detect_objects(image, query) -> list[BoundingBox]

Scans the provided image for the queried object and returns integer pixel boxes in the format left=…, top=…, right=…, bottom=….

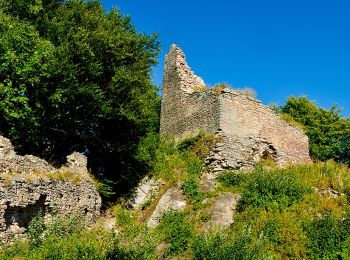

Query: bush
left=182, top=176, right=204, bottom=202
left=27, top=214, right=46, bottom=246
left=192, top=228, right=266, bottom=259
left=0, top=215, right=114, bottom=260
left=304, top=211, right=350, bottom=259
left=238, top=167, right=310, bottom=211
left=177, top=132, right=206, bottom=152
left=238, top=87, right=257, bottom=98
left=217, top=171, right=246, bottom=187
left=158, top=211, right=194, bottom=256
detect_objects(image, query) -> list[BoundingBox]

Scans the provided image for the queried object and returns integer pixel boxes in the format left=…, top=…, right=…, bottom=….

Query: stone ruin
left=126, top=45, right=312, bottom=231
left=160, top=44, right=311, bottom=172
left=0, top=136, right=101, bottom=242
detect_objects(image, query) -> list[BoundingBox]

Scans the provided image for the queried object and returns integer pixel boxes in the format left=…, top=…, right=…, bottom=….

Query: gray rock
left=0, top=136, right=16, bottom=160
left=202, top=192, right=241, bottom=232
left=126, top=176, right=162, bottom=209
left=147, top=187, right=186, bottom=228
left=315, top=187, right=344, bottom=199
left=61, top=152, right=88, bottom=174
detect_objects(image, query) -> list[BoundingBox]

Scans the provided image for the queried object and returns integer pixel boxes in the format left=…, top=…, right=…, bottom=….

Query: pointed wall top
left=162, top=44, right=205, bottom=96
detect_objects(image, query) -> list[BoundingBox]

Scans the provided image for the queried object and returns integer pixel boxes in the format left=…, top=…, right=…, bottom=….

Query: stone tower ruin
left=160, top=44, right=311, bottom=171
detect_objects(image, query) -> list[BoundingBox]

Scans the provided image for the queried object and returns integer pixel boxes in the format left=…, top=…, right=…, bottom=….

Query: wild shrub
left=27, top=213, right=46, bottom=246
left=192, top=228, right=266, bottom=259
left=158, top=211, right=194, bottom=256
left=238, top=167, right=310, bottom=211
left=212, top=83, right=230, bottom=93
left=304, top=211, right=350, bottom=259
left=152, top=133, right=214, bottom=183
left=0, top=215, right=114, bottom=260
left=182, top=176, right=204, bottom=202
left=115, top=207, right=132, bottom=227
left=280, top=113, right=305, bottom=130
left=177, top=132, right=206, bottom=152
left=217, top=171, right=247, bottom=187
left=238, top=87, right=257, bottom=98
left=192, top=85, right=208, bottom=92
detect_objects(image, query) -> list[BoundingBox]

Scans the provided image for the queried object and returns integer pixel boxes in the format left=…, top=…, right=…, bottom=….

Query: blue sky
left=101, top=0, right=350, bottom=116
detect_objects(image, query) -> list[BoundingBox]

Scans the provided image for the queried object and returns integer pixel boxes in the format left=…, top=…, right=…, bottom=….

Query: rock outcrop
left=147, top=187, right=186, bottom=228
left=202, top=192, right=241, bottom=232
left=0, top=136, right=101, bottom=242
left=126, top=176, right=162, bottom=209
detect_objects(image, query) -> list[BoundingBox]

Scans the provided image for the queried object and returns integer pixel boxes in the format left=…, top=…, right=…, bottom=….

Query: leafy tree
left=279, top=96, right=350, bottom=166
left=0, top=0, right=160, bottom=197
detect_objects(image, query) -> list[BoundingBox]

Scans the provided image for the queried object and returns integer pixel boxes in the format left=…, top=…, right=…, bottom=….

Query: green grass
left=2, top=134, right=350, bottom=259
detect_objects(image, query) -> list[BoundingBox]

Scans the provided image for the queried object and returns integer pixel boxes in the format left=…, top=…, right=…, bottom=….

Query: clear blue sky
left=101, top=0, right=350, bottom=116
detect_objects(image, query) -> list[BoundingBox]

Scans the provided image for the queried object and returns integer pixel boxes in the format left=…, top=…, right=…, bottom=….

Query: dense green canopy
left=279, top=96, right=350, bottom=166
left=0, top=0, right=160, bottom=197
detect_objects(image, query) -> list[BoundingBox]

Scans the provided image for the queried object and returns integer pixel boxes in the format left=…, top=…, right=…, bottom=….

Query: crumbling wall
left=206, top=88, right=311, bottom=171
left=160, top=44, right=311, bottom=170
left=0, top=136, right=101, bottom=242
left=160, top=45, right=220, bottom=140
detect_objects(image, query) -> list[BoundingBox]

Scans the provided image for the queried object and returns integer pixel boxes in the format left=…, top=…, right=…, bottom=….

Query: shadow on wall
left=4, top=194, right=48, bottom=229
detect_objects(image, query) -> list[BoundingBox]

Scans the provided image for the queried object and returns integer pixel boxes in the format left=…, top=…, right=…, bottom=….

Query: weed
left=238, top=87, right=257, bottom=98
left=217, top=171, right=246, bottom=187
left=158, top=211, right=194, bottom=256
left=192, top=85, right=208, bottom=92
left=212, top=83, right=230, bottom=93
left=115, top=207, right=132, bottom=227
left=182, top=176, right=204, bottom=202
left=238, top=167, right=310, bottom=211
left=304, top=211, right=350, bottom=259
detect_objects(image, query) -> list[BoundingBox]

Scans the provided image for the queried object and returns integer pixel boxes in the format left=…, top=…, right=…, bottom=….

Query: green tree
left=279, top=96, right=350, bottom=165
left=0, top=0, right=160, bottom=197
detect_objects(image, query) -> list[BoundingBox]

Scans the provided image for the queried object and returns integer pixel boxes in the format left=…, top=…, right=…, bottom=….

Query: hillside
left=1, top=1, right=350, bottom=259
left=1, top=134, right=350, bottom=259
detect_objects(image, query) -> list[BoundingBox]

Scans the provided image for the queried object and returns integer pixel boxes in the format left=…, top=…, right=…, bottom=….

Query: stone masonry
left=0, top=136, right=101, bottom=242
left=160, top=44, right=311, bottom=171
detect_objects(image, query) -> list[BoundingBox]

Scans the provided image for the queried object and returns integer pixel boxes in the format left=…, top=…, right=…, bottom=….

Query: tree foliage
left=0, top=0, right=160, bottom=197
left=279, top=96, right=350, bottom=166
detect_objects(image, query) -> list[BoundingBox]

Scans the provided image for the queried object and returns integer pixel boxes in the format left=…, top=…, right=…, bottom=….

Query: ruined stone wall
left=0, top=178, right=100, bottom=242
left=160, top=45, right=220, bottom=140
left=206, top=88, right=311, bottom=171
left=160, top=44, right=311, bottom=171
left=0, top=136, right=101, bottom=242
left=161, top=91, right=220, bottom=141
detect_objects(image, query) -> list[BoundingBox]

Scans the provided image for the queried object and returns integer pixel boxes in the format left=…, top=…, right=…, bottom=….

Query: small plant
left=177, top=132, right=206, bottom=151
left=28, top=214, right=46, bottom=246
left=192, top=227, right=265, bottom=259
left=158, top=211, right=194, bottom=256
left=217, top=171, right=246, bottom=187
left=115, top=207, right=132, bottom=227
left=192, top=85, right=208, bottom=92
left=238, top=87, right=257, bottom=98
left=141, top=199, right=152, bottom=210
left=200, top=212, right=211, bottom=222
left=304, top=211, right=350, bottom=259
left=238, top=166, right=310, bottom=211
left=182, top=176, right=204, bottom=202
left=97, top=179, right=117, bottom=199
left=212, top=83, right=231, bottom=93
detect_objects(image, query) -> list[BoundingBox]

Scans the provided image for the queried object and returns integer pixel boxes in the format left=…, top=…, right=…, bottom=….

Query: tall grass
left=2, top=134, right=350, bottom=259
